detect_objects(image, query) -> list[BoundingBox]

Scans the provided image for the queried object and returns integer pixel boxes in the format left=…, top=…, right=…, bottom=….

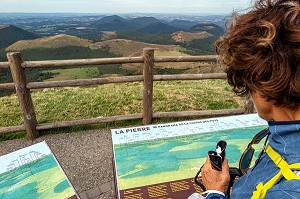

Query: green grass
left=40, top=64, right=140, bottom=82
left=0, top=80, right=243, bottom=140
left=43, top=67, right=99, bottom=81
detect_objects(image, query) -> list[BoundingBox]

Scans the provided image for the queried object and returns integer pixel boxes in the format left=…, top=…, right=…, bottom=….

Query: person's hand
left=201, top=157, right=230, bottom=194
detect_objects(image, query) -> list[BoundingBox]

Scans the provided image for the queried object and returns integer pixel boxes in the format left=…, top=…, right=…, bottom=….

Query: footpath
left=0, top=129, right=115, bottom=199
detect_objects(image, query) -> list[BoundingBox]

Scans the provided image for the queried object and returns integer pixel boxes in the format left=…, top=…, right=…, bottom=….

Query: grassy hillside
left=91, top=39, right=214, bottom=73
left=18, top=46, right=115, bottom=61
left=1, top=37, right=220, bottom=90
left=116, top=30, right=175, bottom=45
left=6, top=34, right=92, bottom=51
left=115, top=29, right=219, bottom=55
left=172, top=31, right=213, bottom=42
left=140, top=22, right=180, bottom=34
left=190, top=23, right=225, bottom=37
left=91, top=39, right=178, bottom=57
left=0, top=79, right=243, bottom=139
left=1, top=46, right=120, bottom=88
left=180, top=36, right=219, bottom=55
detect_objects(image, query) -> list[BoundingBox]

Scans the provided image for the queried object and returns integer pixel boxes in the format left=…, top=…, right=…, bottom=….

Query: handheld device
left=209, top=141, right=243, bottom=195
left=208, top=140, right=227, bottom=171
left=195, top=140, right=243, bottom=195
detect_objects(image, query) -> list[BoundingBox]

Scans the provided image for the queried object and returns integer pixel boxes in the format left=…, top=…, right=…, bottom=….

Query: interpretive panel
left=0, top=141, right=79, bottom=199
left=111, top=114, right=268, bottom=199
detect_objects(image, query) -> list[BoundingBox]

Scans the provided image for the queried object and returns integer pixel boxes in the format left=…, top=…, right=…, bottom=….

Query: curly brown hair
left=216, top=0, right=300, bottom=110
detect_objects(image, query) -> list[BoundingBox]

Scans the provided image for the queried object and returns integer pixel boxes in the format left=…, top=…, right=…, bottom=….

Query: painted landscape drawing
left=0, top=141, right=79, bottom=199
left=111, top=114, right=268, bottom=193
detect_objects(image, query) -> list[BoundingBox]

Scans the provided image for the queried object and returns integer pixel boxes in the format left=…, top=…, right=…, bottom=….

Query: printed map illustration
left=0, top=141, right=79, bottom=199
left=111, top=114, right=268, bottom=194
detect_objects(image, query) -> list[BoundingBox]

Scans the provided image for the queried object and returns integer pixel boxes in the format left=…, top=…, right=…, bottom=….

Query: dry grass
left=0, top=80, right=243, bottom=129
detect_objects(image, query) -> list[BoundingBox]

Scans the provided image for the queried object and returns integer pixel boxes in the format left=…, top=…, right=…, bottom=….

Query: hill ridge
left=6, top=34, right=92, bottom=51
left=0, top=25, right=40, bottom=49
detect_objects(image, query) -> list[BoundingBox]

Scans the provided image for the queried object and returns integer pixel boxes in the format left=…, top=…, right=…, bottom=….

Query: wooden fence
left=0, top=48, right=255, bottom=140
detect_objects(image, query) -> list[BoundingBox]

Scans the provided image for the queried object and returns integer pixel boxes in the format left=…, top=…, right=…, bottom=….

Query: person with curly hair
left=196, top=0, right=300, bottom=198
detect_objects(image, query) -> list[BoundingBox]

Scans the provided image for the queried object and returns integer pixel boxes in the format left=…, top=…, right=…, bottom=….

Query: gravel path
left=0, top=129, right=116, bottom=199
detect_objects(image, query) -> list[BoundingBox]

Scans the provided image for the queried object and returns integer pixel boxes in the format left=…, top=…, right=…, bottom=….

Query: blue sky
left=0, top=0, right=252, bottom=14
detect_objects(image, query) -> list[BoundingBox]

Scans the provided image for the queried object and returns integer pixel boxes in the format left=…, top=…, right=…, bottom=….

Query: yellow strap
left=251, top=145, right=300, bottom=199
left=251, top=172, right=282, bottom=199
left=251, top=182, right=264, bottom=199
left=265, top=145, right=300, bottom=180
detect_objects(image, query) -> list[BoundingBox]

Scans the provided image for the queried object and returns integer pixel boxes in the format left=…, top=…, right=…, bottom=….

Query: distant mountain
left=92, top=15, right=131, bottom=31
left=129, top=17, right=160, bottom=29
left=0, top=25, right=40, bottom=49
left=90, top=15, right=225, bottom=36
left=167, top=20, right=198, bottom=30
left=96, top=15, right=127, bottom=23
left=92, top=15, right=181, bottom=33
left=141, top=22, right=179, bottom=34
left=92, top=15, right=163, bottom=31
left=189, top=23, right=224, bottom=36
left=6, top=34, right=92, bottom=51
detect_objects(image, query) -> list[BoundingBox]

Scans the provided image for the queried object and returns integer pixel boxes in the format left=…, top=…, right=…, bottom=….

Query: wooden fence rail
left=0, top=48, right=254, bottom=140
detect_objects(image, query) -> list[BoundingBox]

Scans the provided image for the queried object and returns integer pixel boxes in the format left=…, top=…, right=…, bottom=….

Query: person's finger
left=222, top=158, right=229, bottom=172
left=222, top=158, right=228, bottom=165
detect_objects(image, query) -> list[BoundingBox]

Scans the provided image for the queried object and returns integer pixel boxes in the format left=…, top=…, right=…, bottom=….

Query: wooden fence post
left=244, top=92, right=256, bottom=114
left=142, top=48, right=154, bottom=125
left=7, top=52, right=39, bottom=140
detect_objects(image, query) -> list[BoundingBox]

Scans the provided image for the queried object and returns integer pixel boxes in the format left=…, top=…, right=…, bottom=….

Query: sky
left=0, top=0, right=253, bottom=14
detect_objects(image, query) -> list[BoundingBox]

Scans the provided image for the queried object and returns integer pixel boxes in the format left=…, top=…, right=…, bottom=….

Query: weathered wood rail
left=0, top=48, right=254, bottom=140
